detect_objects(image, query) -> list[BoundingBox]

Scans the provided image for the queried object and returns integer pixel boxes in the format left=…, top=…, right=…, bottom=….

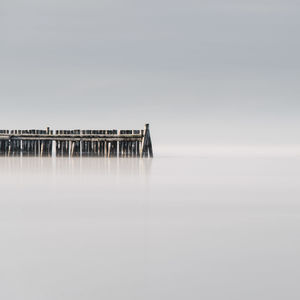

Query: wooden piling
left=0, top=124, right=153, bottom=158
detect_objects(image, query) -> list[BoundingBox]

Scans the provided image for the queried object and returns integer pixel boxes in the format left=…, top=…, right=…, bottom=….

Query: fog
left=1, top=0, right=300, bottom=298
left=1, top=0, right=300, bottom=145
left=0, top=154, right=300, bottom=299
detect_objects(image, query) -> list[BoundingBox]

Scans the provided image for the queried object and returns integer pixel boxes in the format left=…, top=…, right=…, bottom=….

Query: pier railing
left=0, top=124, right=153, bottom=158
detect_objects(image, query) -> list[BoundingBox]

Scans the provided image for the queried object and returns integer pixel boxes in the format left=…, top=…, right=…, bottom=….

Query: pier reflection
left=0, top=157, right=152, bottom=185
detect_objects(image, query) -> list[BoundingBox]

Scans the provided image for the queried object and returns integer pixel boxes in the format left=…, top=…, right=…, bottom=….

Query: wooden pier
left=0, top=124, right=153, bottom=158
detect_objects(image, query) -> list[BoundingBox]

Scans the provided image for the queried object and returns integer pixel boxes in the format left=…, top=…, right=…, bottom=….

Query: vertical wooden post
left=41, top=141, right=44, bottom=156
left=104, top=141, right=107, bottom=157
left=119, top=141, right=122, bottom=157
left=141, top=123, right=153, bottom=158
left=108, top=142, right=111, bottom=157
left=53, top=140, right=56, bottom=157
left=80, top=140, right=82, bottom=157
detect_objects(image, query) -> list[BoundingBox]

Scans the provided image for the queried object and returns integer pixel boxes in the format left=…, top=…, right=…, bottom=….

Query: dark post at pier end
left=0, top=124, right=153, bottom=158
left=141, top=123, right=153, bottom=158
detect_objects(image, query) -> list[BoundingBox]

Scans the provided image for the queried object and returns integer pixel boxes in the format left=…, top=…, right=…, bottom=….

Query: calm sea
left=0, top=154, right=300, bottom=299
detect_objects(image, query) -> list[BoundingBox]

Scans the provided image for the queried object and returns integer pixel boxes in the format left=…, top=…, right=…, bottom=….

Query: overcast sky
left=1, top=0, right=299, bottom=146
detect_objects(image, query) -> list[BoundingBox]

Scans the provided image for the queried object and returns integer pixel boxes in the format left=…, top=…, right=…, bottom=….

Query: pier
left=0, top=124, right=153, bottom=158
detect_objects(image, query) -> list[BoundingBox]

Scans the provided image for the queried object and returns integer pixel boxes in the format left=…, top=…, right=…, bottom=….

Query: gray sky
left=1, top=0, right=299, bottom=146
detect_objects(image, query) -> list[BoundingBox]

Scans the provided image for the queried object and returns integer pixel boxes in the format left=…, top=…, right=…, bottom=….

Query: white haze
left=1, top=0, right=300, bottom=299
left=0, top=155, right=300, bottom=299
left=1, top=0, right=300, bottom=145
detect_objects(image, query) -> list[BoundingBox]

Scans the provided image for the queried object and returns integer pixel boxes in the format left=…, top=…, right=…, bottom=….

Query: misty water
left=1, top=154, right=300, bottom=299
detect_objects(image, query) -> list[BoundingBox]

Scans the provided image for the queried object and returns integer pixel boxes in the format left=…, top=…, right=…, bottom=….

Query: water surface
left=0, top=155, right=300, bottom=300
